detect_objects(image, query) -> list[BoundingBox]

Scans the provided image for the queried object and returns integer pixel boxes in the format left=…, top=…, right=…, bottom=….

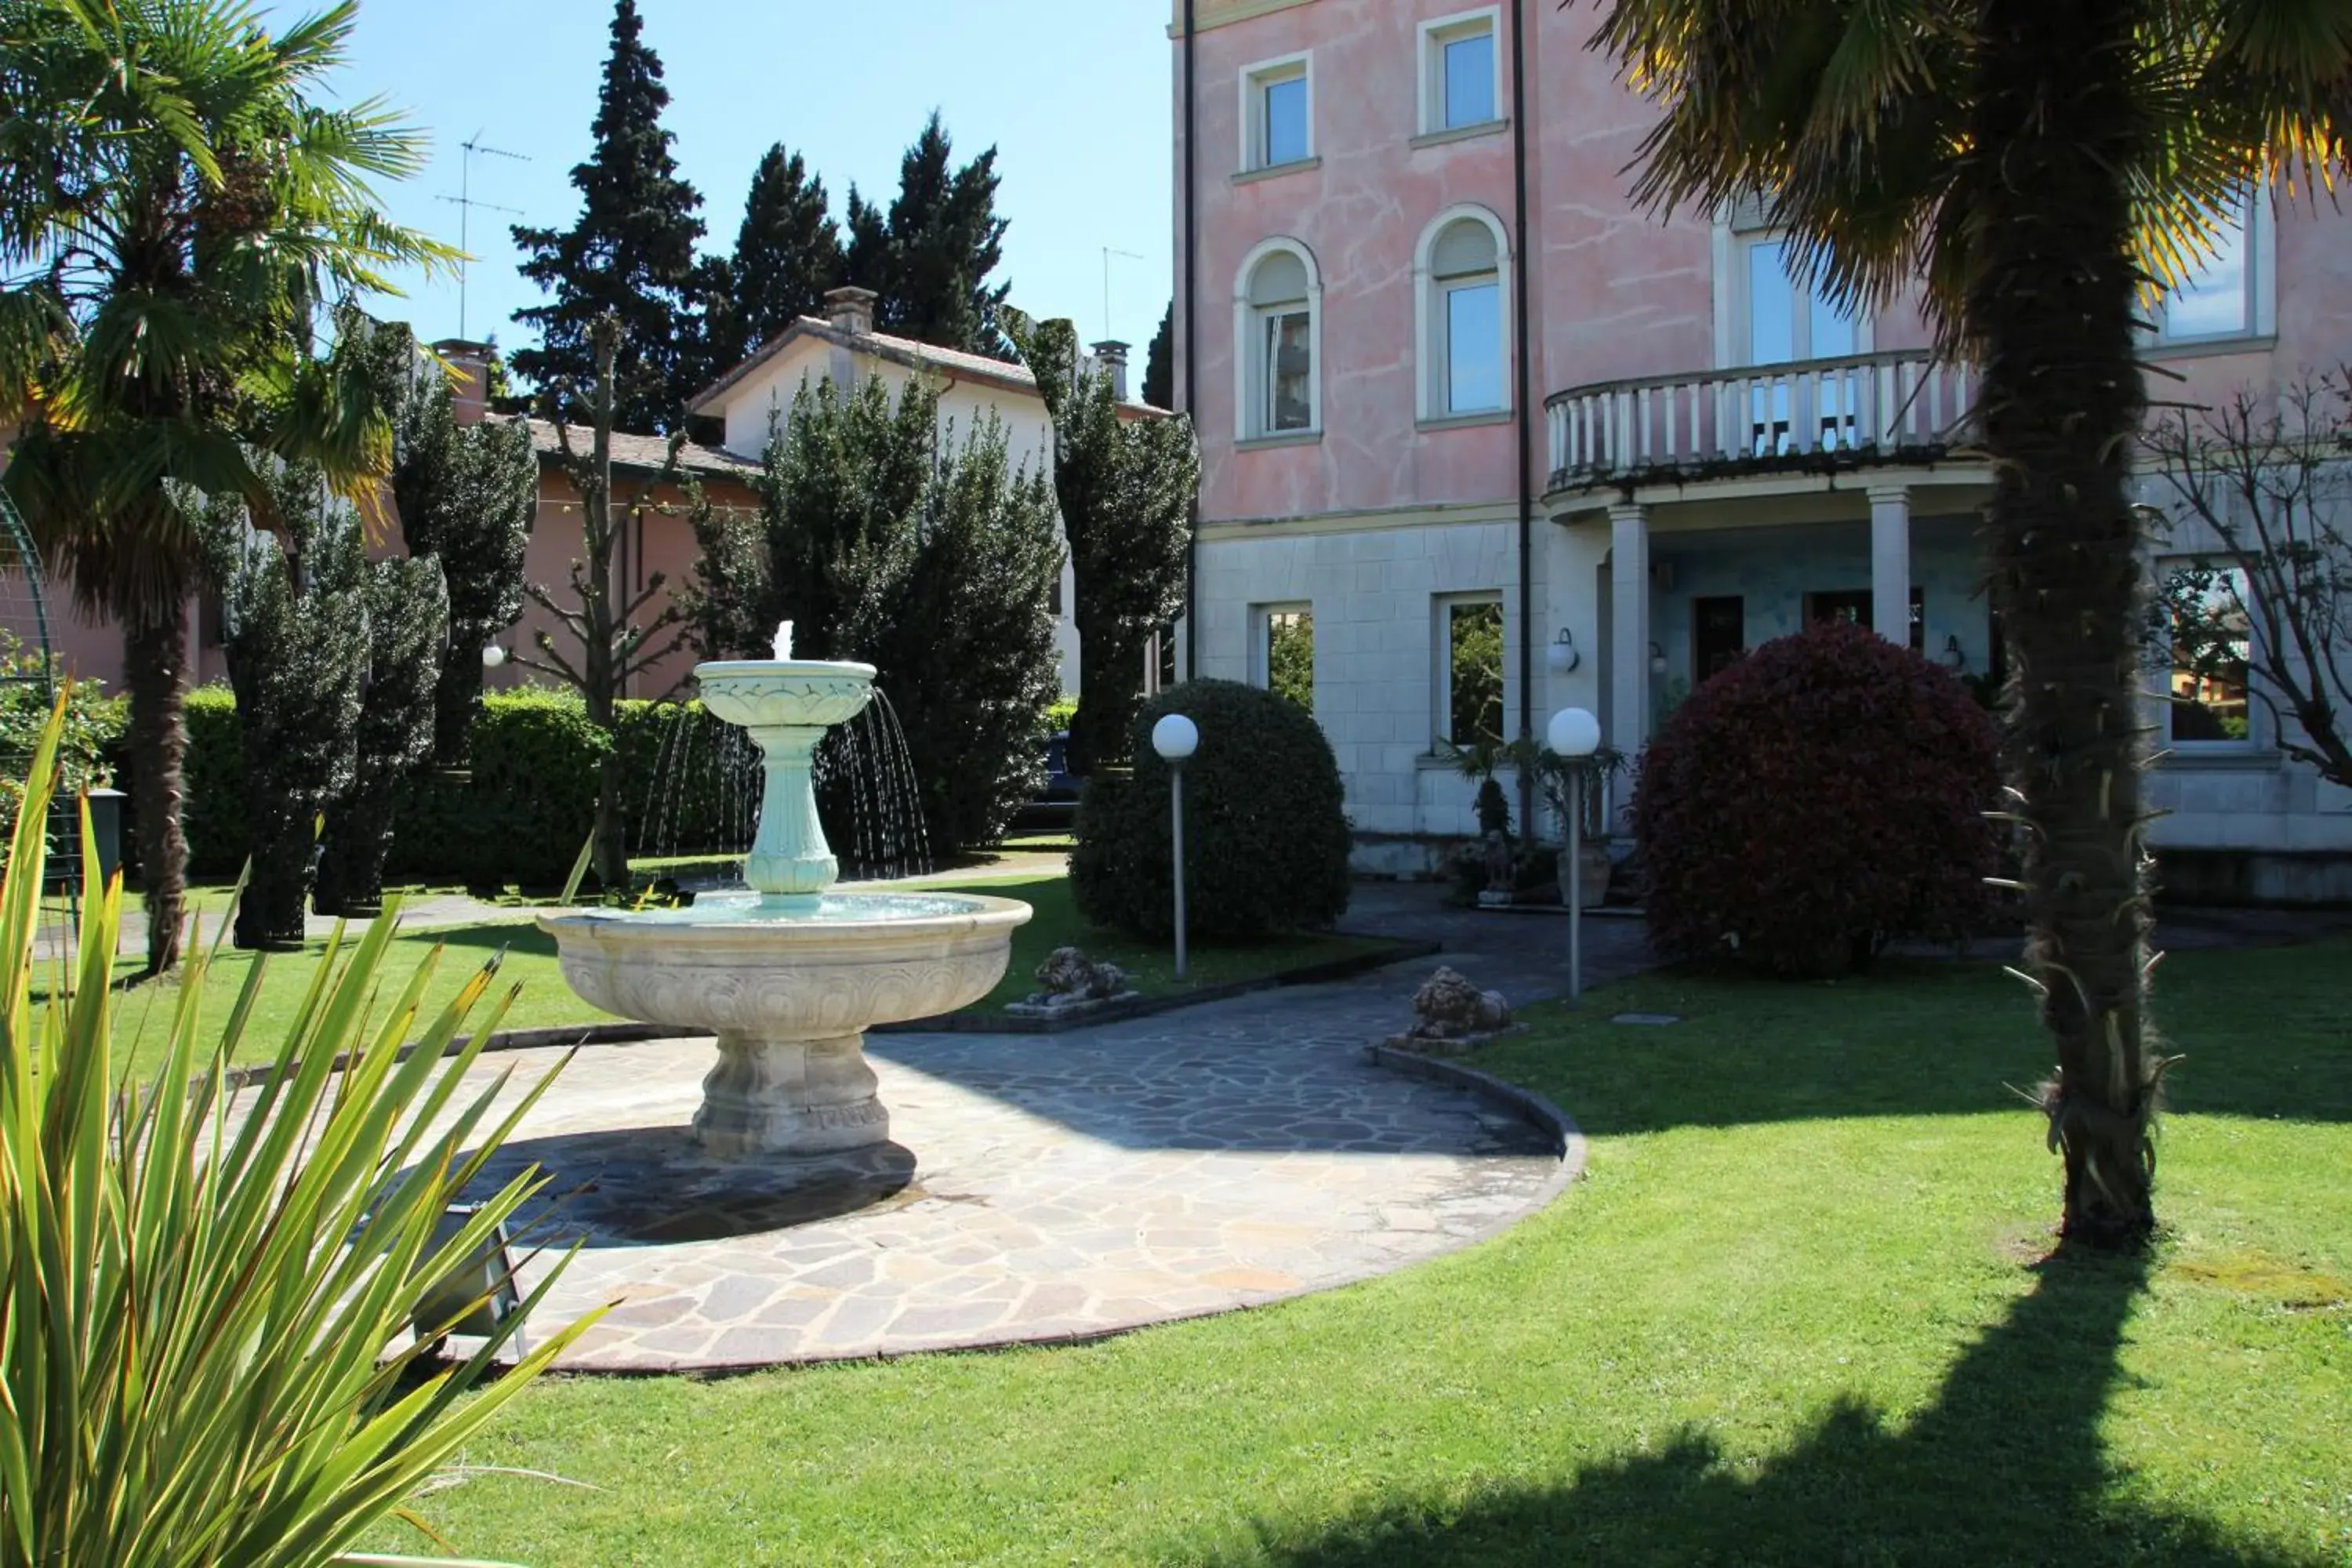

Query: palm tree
left=0, top=0, right=452, bottom=972
left=1592, top=0, right=2349, bottom=1245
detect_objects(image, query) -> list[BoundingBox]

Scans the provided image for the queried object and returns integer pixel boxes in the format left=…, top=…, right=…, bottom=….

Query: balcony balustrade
left=1544, top=349, right=1978, bottom=492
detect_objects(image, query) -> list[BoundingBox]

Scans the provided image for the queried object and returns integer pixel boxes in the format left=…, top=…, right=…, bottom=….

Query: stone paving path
left=435, top=886, right=1657, bottom=1372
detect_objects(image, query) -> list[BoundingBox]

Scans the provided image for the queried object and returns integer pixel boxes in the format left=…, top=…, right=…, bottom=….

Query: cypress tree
left=1142, top=301, right=1174, bottom=410
left=510, top=0, right=706, bottom=433
left=194, top=463, right=370, bottom=950
left=357, top=318, right=534, bottom=766
left=1009, top=312, right=1199, bottom=778
left=840, top=113, right=1013, bottom=358
left=724, top=144, right=843, bottom=362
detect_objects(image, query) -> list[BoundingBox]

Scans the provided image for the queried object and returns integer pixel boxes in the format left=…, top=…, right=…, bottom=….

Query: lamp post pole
left=1569, top=766, right=1583, bottom=1004
left=1152, top=713, right=1201, bottom=982
left=1171, top=764, right=1188, bottom=979
left=1548, top=706, right=1602, bottom=1006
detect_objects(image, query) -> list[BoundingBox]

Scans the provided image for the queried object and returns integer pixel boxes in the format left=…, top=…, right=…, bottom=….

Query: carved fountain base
left=694, top=1031, right=889, bottom=1158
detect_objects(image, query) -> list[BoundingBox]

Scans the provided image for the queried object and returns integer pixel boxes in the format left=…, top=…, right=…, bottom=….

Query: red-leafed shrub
left=1633, top=618, right=2004, bottom=977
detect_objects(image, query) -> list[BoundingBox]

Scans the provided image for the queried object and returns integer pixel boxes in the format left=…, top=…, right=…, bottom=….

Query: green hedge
left=162, top=688, right=753, bottom=887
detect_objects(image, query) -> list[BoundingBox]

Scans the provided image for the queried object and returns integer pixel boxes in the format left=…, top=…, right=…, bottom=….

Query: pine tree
left=510, top=0, right=706, bottom=434
left=840, top=114, right=1014, bottom=358
left=1142, top=301, right=1174, bottom=410
left=723, top=144, right=843, bottom=363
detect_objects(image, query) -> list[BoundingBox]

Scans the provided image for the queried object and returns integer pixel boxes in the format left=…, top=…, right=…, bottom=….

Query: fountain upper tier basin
left=538, top=891, right=1033, bottom=1043
left=695, top=659, right=878, bottom=731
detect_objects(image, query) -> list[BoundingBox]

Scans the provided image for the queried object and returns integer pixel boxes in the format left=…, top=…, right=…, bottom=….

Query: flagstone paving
left=439, top=889, right=1656, bottom=1372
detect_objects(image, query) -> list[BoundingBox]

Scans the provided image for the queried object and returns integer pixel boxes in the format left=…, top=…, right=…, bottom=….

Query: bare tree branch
left=2144, top=368, right=2352, bottom=789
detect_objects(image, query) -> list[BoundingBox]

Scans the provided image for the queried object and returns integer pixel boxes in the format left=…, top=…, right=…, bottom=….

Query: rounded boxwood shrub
left=1071, top=679, right=1351, bottom=942
left=1633, top=617, right=2002, bottom=977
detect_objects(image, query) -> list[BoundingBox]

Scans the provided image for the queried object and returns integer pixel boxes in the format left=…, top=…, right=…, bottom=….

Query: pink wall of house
left=1177, top=0, right=2352, bottom=525
left=1183, top=1, right=1523, bottom=524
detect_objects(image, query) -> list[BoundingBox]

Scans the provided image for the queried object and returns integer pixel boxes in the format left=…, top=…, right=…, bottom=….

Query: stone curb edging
left=528, top=1041, right=1590, bottom=1381
left=1362, top=1045, right=1588, bottom=1257
left=871, top=936, right=1444, bottom=1035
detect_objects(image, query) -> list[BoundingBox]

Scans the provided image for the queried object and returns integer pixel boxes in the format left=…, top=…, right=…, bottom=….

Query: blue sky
left=311, top=0, right=1174, bottom=360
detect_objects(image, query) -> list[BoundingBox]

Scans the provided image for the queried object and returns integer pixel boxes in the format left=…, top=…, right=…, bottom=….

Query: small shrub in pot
left=1633, top=618, right=2003, bottom=977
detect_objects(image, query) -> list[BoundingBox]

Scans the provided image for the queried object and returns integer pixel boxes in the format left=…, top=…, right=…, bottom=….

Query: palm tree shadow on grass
left=1218, top=1250, right=2314, bottom=1567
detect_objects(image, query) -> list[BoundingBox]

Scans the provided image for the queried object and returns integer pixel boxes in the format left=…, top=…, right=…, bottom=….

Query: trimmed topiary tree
left=1071, top=679, right=1350, bottom=942
left=1634, top=617, right=2003, bottom=978
left=315, top=556, right=448, bottom=916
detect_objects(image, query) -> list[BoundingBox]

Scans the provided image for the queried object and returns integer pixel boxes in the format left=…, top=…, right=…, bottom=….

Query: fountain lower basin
left=539, top=891, right=1032, bottom=1158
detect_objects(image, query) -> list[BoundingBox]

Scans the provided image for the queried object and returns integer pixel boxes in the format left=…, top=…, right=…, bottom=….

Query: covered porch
left=1538, top=468, right=1998, bottom=779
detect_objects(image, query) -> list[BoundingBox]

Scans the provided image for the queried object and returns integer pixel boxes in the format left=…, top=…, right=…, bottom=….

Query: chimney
left=430, top=338, right=494, bottom=426
left=1091, top=339, right=1131, bottom=402
left=824, top=286, right=878, bottom=337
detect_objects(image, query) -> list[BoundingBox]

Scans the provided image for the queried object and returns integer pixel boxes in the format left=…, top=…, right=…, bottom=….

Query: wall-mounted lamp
left=1649, top=641, right=1668, bottom=677
left=481, top=642, right=509, bottom=670
left=1942, top=634, right=1967, bottom=672
left=1546, top=628, right=1581, bottom=674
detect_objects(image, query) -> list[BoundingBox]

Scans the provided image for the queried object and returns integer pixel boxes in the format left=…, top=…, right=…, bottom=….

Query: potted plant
left=1505, top=737, right=1625, bottom=907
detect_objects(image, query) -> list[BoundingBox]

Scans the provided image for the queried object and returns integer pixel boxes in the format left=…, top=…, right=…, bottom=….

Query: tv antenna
left=437, top=130, right=529, bottom=339
left=1102, top=246, right=1145, bottom=343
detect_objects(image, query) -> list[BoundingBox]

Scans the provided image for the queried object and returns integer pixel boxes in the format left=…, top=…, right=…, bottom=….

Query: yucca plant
left=0, top=697, right=603, bottom=1566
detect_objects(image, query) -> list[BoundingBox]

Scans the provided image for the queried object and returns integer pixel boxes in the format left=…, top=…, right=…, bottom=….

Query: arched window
left=1234, top=239, right=1321, bottom=441
left=1415, top=209, right=1509, bottom=421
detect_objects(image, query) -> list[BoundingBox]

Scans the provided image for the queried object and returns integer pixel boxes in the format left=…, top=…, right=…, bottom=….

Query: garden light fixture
left=1152, top=713, right=1200, bottom=980
left=1548, top=706, right=1602, bottom=1005
left=1546, top=627, right=1580, bottom=673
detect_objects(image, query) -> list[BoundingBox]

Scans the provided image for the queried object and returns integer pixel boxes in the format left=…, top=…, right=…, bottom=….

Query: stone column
left=1609, top=503, right=1651, bottom=763
left=1869, top=484, right=1912, bottom=645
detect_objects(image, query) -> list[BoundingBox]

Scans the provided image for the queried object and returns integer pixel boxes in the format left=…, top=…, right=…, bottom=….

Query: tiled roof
left=688, top=318, right=1171, bottom=420
left=517, top=418, right=760, bottom=482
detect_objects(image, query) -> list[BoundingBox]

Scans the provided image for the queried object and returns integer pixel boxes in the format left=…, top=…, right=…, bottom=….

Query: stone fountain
left=539, top=625, right=1032, bottom=1158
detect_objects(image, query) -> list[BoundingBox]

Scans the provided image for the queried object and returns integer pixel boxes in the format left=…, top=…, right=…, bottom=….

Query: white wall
left=1196, top=508, right=1544, bottom=843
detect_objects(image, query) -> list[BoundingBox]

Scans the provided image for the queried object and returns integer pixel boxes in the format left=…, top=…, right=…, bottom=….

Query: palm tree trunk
left=1969, top=0, right=2162, bottom=1247
left=123, top=607, right=189, bottom=975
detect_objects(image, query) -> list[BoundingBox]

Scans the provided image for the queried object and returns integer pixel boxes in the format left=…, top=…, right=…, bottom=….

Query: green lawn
left=385, top=941, right=2347, bottom=1566
left=80, top=871, right=1406, bottom=1079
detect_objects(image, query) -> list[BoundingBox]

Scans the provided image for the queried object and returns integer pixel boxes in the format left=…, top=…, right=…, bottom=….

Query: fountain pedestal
left=538, top=655, right=1032, bottom=1160
left=697, top=1033, right=882, bottom=1157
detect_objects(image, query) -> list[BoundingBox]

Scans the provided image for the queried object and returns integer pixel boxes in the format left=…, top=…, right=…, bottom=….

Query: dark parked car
left=1016, top=730, right=1080, bottom=831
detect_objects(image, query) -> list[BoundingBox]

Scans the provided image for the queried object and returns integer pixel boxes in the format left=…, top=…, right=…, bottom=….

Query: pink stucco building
left=1171, top=0, right=2352, bottom=898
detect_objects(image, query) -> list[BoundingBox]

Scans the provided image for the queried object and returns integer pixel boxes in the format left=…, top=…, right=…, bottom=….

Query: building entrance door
left=1693, top=596, right=1745, bottom=681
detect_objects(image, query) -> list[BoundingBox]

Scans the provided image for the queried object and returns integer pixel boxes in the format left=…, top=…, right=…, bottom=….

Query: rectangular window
left=1243, top=56, right=1312, bottom=172
left=2160, top=562, right=2252, bottom=743
left=1443, top=31, right=1495, bottom=127
left=2157, top=204, right=2254, bottom=343
left=1264, top=75, right=1308, bottom=165
left=1444, top=280, right=1503, bottom=414
left=1265, top=310, right=1312, bottom=431
left=1422, top=12, right=1500, bottom=135
left=1259, top=605, right=1315, bottom=713
left=1442, top=597, right=1506, bottom=750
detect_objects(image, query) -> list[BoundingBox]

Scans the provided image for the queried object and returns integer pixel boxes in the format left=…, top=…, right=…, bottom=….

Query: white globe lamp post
left=1151, top=713, right=1200, bottom=980
left=1548, top=706, right=1602, bottom=1003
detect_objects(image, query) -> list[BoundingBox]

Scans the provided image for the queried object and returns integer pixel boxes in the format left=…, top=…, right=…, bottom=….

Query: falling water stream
left=633, top=691, right=932, bottom=885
